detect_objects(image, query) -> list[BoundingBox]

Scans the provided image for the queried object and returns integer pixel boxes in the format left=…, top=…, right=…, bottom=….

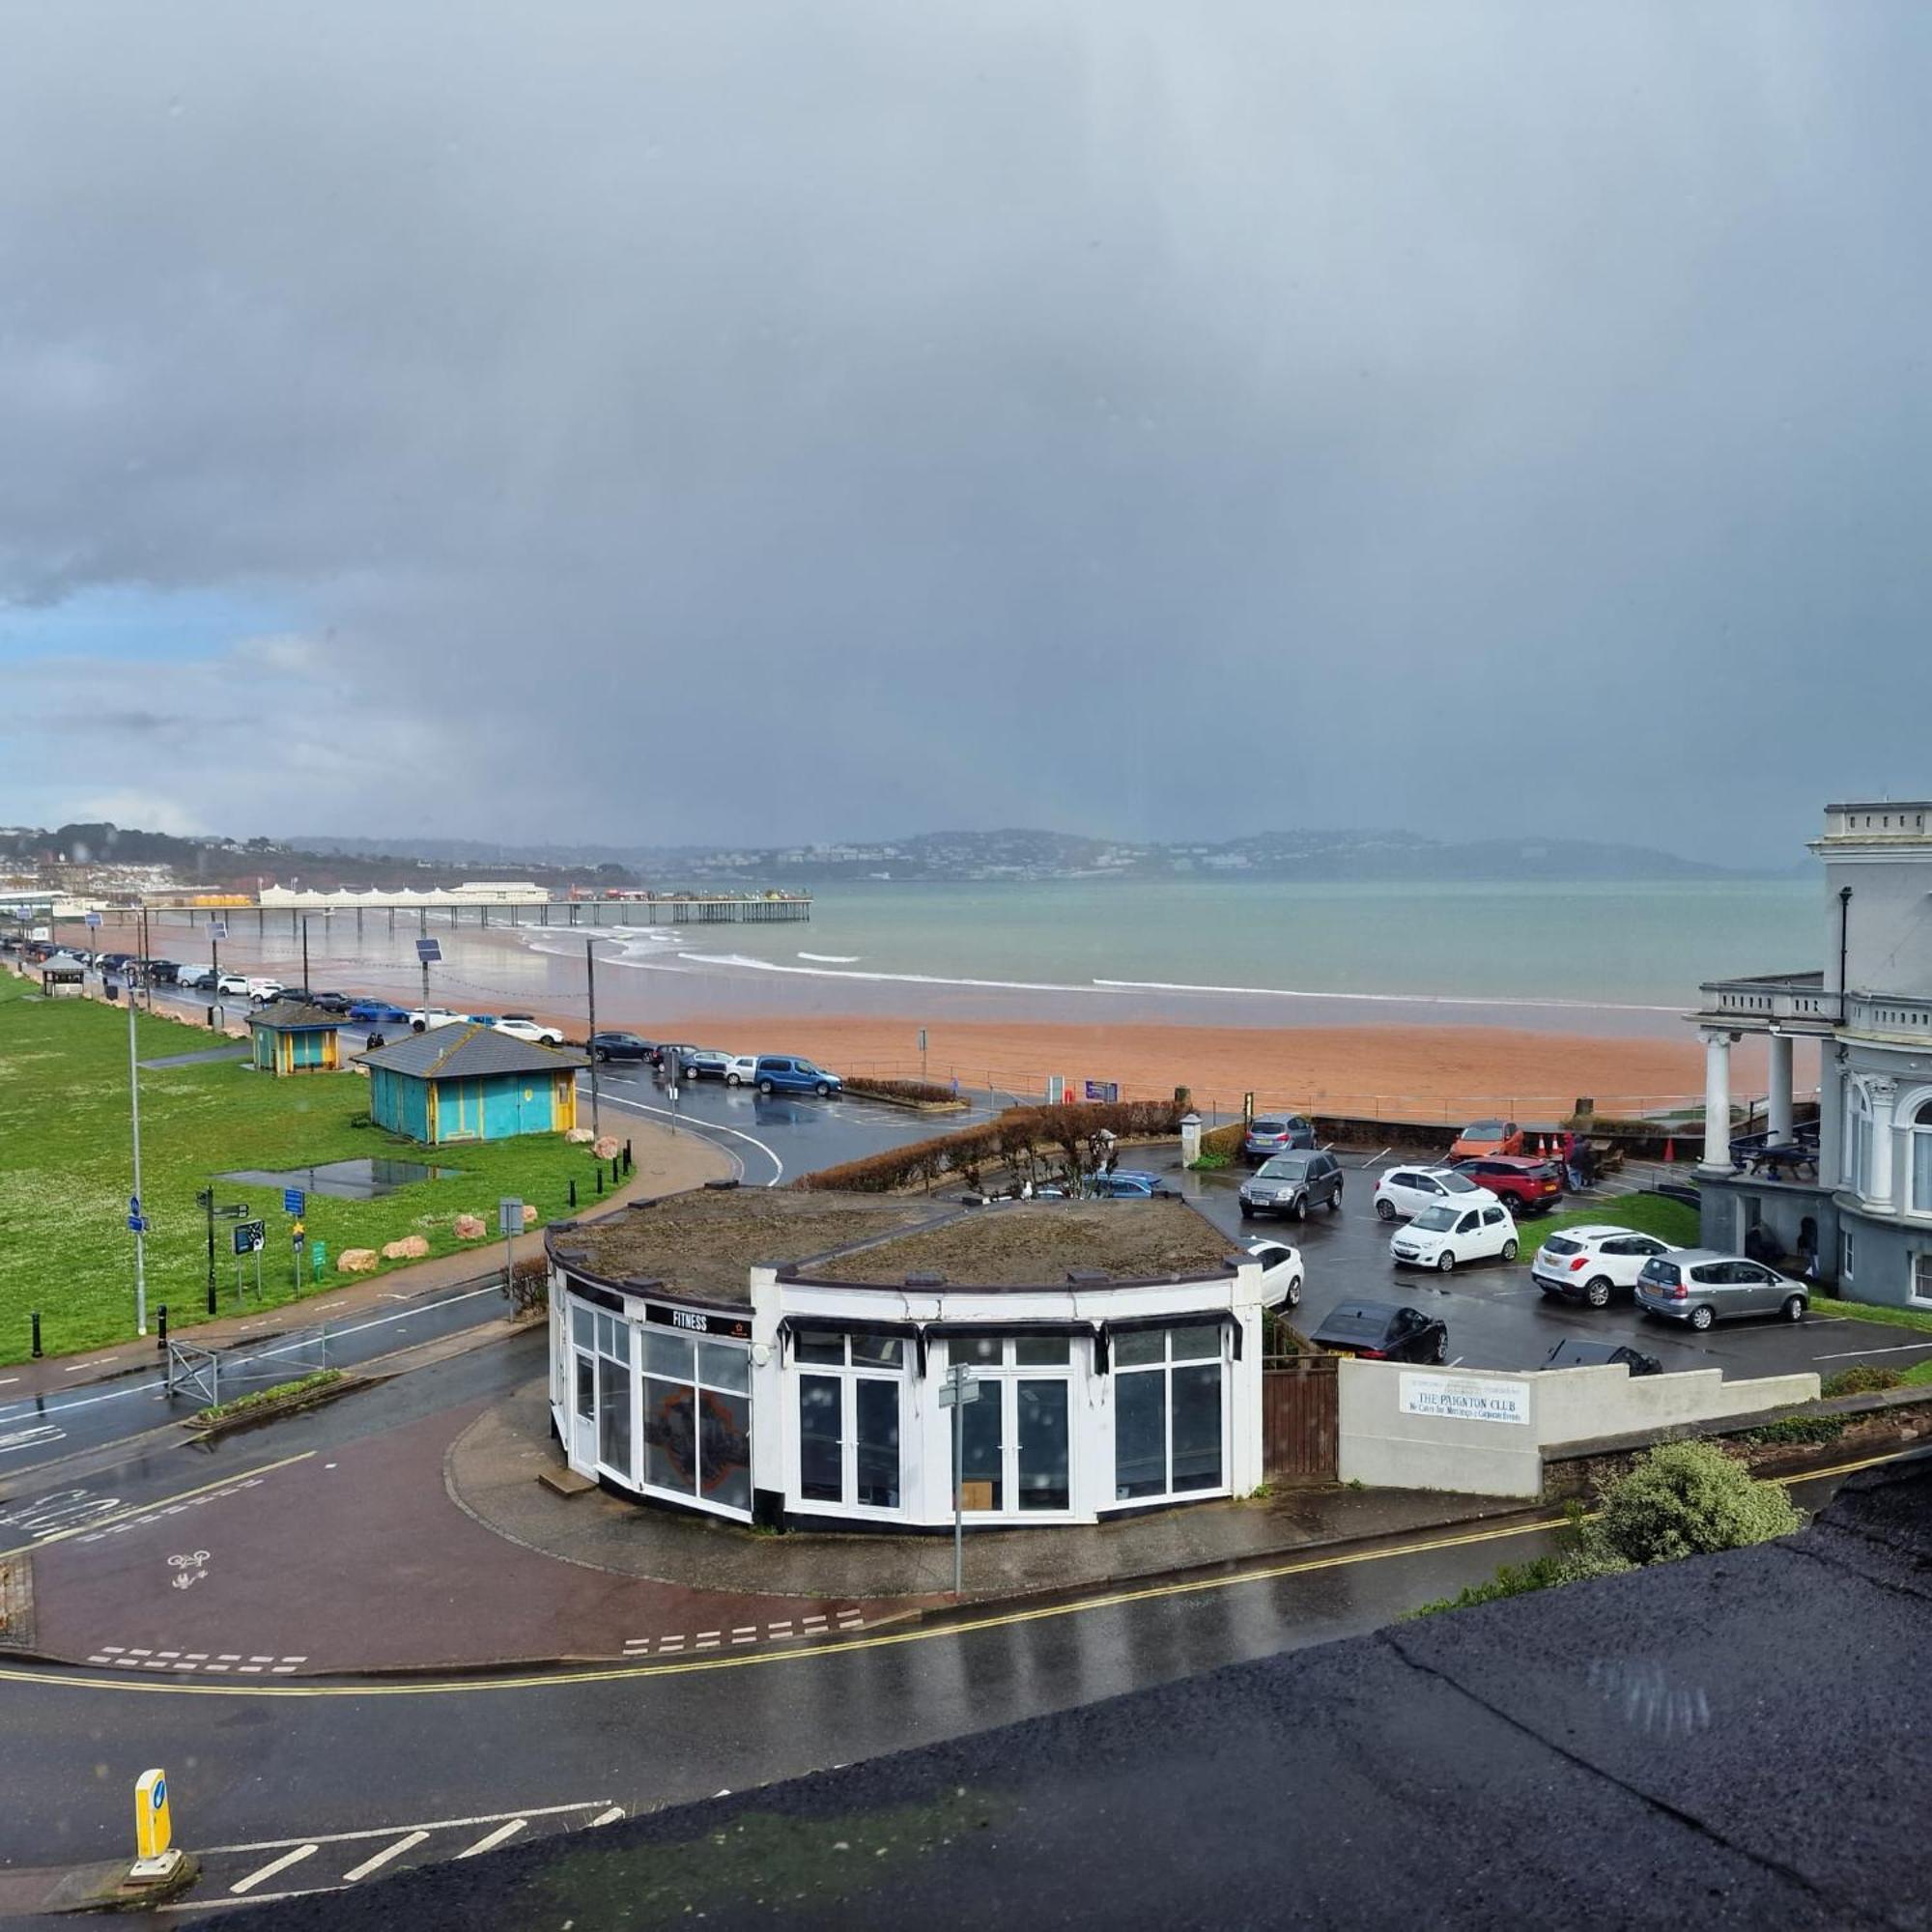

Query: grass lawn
left=1525, top=1192, right=1701, bottom=1249
left=0, top=972, right=620, bottom=1363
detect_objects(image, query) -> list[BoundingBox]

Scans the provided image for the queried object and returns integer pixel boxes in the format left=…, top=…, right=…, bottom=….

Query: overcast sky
left=2, top=3, right=1927, bottom=866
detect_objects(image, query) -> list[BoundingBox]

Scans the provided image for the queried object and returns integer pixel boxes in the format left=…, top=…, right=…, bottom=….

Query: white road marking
left=0, top=1425, right=66, bottom=1457
left=1811, top=1339, right=1932, bottom=1360
left=589, top=1087, right=784, bottom=1185
left=340, top=1830, right=429, bottom=1882
left=204, top=1802, right=614, bottom=1854
left=232, top=1845, right=318, bottom=1893
left=457, top=1819, right=526, bottom=1859
left=591, top=1807, right=624, bottom=1827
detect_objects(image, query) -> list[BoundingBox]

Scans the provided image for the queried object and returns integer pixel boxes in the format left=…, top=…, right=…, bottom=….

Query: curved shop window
left=639, top=1326, right=753, bottom=1518
left=1909, top=1095, right=1932, bottom=1217
left=1112, top=1322, right=1227, bottom=1505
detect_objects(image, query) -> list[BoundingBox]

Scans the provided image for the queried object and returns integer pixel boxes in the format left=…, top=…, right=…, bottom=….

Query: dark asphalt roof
left=244, top=1003, right=345, bottom=1032
left=355, top=1023, right=586, bottom=1079
left=201, top=1457, right=1932, bottom=1931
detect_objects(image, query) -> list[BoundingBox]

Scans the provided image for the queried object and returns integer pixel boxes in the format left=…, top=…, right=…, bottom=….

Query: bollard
left=208, top=1271, right=217, bottom=1316
left=624, top=1139, right=634, bottom=1174
left=156, top=1305, right=168, bottom=1350
left=595, top=1168, right=605, bottom=1197
left=568, top=1176, right=578, bottom=1209
left=31, top=1310, right=42, bottom=1359
left=611, top=1157, right=620, bottom=1187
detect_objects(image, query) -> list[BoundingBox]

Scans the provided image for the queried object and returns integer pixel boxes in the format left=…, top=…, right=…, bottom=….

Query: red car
left=1452, top=1155, right=1564, bottom=1214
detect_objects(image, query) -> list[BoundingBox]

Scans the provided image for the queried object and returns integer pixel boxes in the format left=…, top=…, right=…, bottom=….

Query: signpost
left=1084, top=1079, right=1121, bottom=1104
left=130, top=1767, right=178, bottom=1880
left=232, top=1218, right=266, bottom=1303
left=498, top=1196, right=524, bottom=1297
left=290, top=1219, right=305, bottom=1289
left=917, top=1027, right=928, bottom=1080
left=282, top=1187, right=305, bottom=1216
left=938, top=1362, right=981, bottom=1597
left=415, top=936, right=441, bottom=1026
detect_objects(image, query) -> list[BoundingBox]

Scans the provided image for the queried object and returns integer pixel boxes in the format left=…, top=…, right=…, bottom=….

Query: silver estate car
left=1634, top=1249, right=1809, bottom=1331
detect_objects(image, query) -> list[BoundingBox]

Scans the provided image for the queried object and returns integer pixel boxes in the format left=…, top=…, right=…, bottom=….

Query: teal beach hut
left=355, top=1024, right=587, bottom=1146
left=246, top=1002, right=344, bottom=1075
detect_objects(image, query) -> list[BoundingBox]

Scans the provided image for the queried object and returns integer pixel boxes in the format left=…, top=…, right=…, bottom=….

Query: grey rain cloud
left=1, top=1, right=1929, bottom=863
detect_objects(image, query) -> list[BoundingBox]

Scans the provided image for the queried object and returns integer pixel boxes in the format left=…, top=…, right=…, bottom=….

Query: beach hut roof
left=246, top=1003, right=346, bottom=1032
left=355, top=1023, right=587, bottom=1080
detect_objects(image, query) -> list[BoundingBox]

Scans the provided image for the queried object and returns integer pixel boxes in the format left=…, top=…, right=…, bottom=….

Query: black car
left=1542, top=1337, right=1662, bottom=1377
left=652, top=1041, right=699, bottom=1070
left=304, top=990, right=354, bottom=1014
left=588, top=1031, right=655, bottom=1064
left=1310, top=1300, right=1448, bottom=1363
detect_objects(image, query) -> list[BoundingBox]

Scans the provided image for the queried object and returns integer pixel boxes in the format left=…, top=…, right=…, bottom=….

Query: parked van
left=753, top=1056, right=842, bottom=1097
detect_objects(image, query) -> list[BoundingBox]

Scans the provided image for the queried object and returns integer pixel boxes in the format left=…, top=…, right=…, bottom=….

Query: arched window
left=1910, top=1095, right=1932, bottom=1216
left=1847, top=1081, right=1874, bottom=1198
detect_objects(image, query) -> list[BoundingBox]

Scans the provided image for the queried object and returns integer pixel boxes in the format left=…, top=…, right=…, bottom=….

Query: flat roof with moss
left=793, top=1197, right=1236, bottom=1290
left=552, top=1189, right=1238, bottom=1306
left=549, top=1187, right=946, bottom=1308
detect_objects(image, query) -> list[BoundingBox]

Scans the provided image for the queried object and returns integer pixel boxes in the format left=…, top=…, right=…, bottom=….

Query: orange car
left=1449, top=1118, right=1523, bottom=1158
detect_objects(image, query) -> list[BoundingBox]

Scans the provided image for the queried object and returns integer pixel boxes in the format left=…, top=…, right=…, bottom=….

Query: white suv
left=1391, top=1200, right=1519, bottom=1272
left=489, top=1015, right=565, bottom=1046
left=1373, top=1165, right=1499, bottom=1223
left=1245, top=1237, right=1305, bottom=1310
left=1533, top=1225, right=1680, bottom=1307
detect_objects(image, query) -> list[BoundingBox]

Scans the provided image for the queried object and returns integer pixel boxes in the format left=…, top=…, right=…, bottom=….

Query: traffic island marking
left=618, top=1608, right=871, bottom=1656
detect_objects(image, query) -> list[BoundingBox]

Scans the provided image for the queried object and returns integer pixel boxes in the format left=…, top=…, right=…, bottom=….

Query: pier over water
left=111, top=895, right=811, bottom=938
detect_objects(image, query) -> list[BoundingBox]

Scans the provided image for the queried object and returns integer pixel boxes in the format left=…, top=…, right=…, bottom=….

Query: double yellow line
left=0, top=1443, right=1907, bottom=1701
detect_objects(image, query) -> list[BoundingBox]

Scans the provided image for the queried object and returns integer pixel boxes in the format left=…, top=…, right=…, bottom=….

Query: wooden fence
left=1262, top=1355, right=1339, bottom=1484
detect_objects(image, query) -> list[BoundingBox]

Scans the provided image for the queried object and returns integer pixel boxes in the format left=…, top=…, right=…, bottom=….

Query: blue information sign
left=283, top=1187, right=305, bottom=1214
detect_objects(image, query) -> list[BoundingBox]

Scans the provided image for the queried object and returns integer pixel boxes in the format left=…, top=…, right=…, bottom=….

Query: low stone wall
left=1336, top=1358, right=1822, bottom=1499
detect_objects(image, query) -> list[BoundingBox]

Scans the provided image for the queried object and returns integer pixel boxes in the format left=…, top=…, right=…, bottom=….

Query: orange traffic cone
left=1663, top=1136, right=1675, bottom=1163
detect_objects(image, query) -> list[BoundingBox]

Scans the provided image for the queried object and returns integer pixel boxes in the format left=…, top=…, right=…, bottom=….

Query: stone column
left=1869, top=1077, right=1899, bottom=1209
left=1700, top=1031, right=1735, bottom=1171
left=1767, top=1032, right=1794, bottom=1142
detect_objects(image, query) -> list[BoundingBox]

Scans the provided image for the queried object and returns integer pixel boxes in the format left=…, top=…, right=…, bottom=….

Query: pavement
left=186, top=1453, right=1932, bottom=1931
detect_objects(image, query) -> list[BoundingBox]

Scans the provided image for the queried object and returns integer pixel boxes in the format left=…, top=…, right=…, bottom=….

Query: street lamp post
left=128, top=990, right=148, bottom=1336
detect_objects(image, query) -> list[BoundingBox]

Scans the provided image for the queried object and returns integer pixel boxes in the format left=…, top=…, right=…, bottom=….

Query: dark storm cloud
left=1, top=2, right=1927, bottom=862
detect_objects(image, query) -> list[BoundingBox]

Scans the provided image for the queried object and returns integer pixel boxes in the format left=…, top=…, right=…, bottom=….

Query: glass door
left=1015, top=1379, right=1069, bottom=1511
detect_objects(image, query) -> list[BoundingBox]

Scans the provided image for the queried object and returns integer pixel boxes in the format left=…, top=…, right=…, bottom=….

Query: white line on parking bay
left=1811, top=1339, right=1932, bottom=1361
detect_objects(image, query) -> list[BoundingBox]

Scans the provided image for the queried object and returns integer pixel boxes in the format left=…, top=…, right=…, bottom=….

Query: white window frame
left=1104, top=1322, right=1231, bottom=1513
left=792, top=1332, right=909, bottom=1520
left=1912, top=1254, right=1932, bottom=1307
left=1906, top=1094, right=1932, bottom=1219
left=637, top=1324, right=753, bottom=1523
left=942, top=1335, right=1081, bottom=1522
left=1847, top=1081, right=1874, bottom=1199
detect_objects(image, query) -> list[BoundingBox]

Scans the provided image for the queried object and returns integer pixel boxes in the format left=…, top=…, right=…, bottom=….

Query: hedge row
left=794, top=1098, right=1191, bottom=1194
left=843, top=1075, right=962, bottom=1105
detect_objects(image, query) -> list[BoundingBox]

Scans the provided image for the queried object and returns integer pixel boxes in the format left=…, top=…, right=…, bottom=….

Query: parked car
left=269, top=986, right=315, bottom=1006
left=652, top=1041, right=698, bottom=1070
left=214, top=972, right=251, bottom=997
left=588, top=1031, right=655, bottom=1064
left=680, top=1048, right=734, bottom=1080
left=1373, top=1165, right=1499, bottom=1223
left=488, top=1015, right=565, bottom=1046
left=1635, top=1250, right=1809, bottom=1330
left=753, top=1055, right=842, bottom=1097
left=245, top=978, right=285, bottom=1004
left=1531, top=1224, right=1681, bottom=1307
left=1243, top=1115, right=1316, bottom=1162
left=1542, top=1337, right=1663, bottom=1377
left=1246, top=1237, right=1304, bottom=1310
left=406, top=1007, right=466, bottom=1031
left=140, top=958, right=182, bottom=985
left=1311, top=1301, right=1448, bottom=1363
left=1093, top=1169, right=1177, bottom=1199
left=348, top=998, right=411, bottom=1024
left=1453, top=1155, right=1563, bottom=1215
left=176, top=964, right=214, bottom=989
left=1449, top=1119, right=1523, bottom=1158
left=724, top=1054, right=760, bottom=1086
left=1239, top=1150, right=1346, bottom=1221
left=1390, top=1200, right=1519, bottom=1271
left=305, top=991, right=354, bottom=1014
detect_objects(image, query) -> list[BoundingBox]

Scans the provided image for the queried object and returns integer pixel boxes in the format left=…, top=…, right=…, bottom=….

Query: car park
left=1531, top=1225, right=1679, bottom=1307
left=1238, top=1150, right=1345, bottom=1222
left=1453, top=1155, right=1563, bottom=1214
left=1243, top=1115, right=1316, bottom=1162
left=588, top=1031, right=655, bottom=1063
left=1635, top=1250, right=1809, bottom=1330
left=724, top=1054, right=760, bottom=1086
left=753, top=1055, right=842, bottom=1097
left=488, top=1015, right=566, bottom=1046
left=1245, top=1237, right=1304, bottom=1310
left=348, top=998, right=411, bottom=1024
left=1373, top=1165, right=1499, bottom=1222
left=680, top=1048, right=734, bottom=1080
left=1449, top=1119, right=1523, bottom=1158
left=1389, top=1200, right=1519, bottom=1271
left=1310, top=1301, right=1448, bottom=1363
left=1542, top=1337, right=1662, bottom=1377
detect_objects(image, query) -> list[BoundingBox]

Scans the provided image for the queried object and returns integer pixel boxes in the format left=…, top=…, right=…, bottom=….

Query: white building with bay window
left=1689, top=801, right=1932, bottom=1306
left=546, top=1184, right=1280, bottom=1529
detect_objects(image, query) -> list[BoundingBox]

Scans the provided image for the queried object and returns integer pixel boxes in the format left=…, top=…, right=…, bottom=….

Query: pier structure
left=102, top=895, right=810, bottom=938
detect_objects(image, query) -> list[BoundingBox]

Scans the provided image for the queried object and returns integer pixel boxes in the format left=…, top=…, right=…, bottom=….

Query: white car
left=407, top=1007, right=468, bottom=1031
left=1391, top=1200, right=1520, bottom=1272
left=176, top=964, right=214, bottom=989
left=247, top=980, right=287, bottom=1006
left=488, top=1015, right=565, bottom=1046
left=1245, top=1237, right=1304, bottom=1310
left=214, top=972, right=251, bottom=997
left=724, top=1054, right=760, bottom=1087
left=1532, top=1224, right=1681, bottom=1307
left=1373, top=1165, right=1499, bottom=1223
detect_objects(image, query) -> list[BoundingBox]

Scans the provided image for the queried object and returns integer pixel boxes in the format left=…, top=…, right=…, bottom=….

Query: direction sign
left=282, top=1187, right=305, bottom=1215
left=1084, top=1080, right=1121, bottom=1104
left=84, top=911, right=101, bottom=929
left=232, top=1220, right=266, bottom=1256
left=938, top=1374, right=980, bottom=1407
left=498, top=1197, right=525, bottom=1237
left=212, top=922, right=228, bottom=941
left=415, top=938, right=442, bottom=963
left=127, top=1211, right=148, bottom=1234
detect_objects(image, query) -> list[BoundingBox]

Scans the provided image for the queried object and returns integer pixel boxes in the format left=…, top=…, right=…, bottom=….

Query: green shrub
left=1200, top=1121, right=1248, bottom=1159
left=1408, top=1546, right=1633, bottom=1618
left=843, top=1075, right=962, bottom=1106
left=1736, top=1415, right=1843, bottom=1446
left=1262, top=1309, right=1313, bottom=1357
left=1583, top=1440, right=1802, bottom=1566
left=197, top=1369, right=343, bottom=1424
left=1187, top=1150, right=1233, bottom=1172
left=1822, top=1363, right=1905, bottom=1398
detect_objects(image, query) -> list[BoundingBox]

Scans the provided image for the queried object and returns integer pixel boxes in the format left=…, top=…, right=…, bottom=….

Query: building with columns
left=1689, top=801, right=1932, bottom=1306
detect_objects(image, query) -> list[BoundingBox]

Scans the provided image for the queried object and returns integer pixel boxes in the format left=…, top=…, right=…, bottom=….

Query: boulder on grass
left=383, top=1235, right=431, bottom=1261
left=565, top=1126, right=596, bottom=1145
left=453, top=1213, right=488, bottom=1240
left=522, top=1204, right=538, bottom=1226
left=592, top=1134, right=621, bottom=1161
left=337, top=1249, right=380, bottom=1274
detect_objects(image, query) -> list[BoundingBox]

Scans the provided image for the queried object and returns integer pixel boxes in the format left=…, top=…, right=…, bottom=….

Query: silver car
left=1634, top=1248, right=1808, bottom=1331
